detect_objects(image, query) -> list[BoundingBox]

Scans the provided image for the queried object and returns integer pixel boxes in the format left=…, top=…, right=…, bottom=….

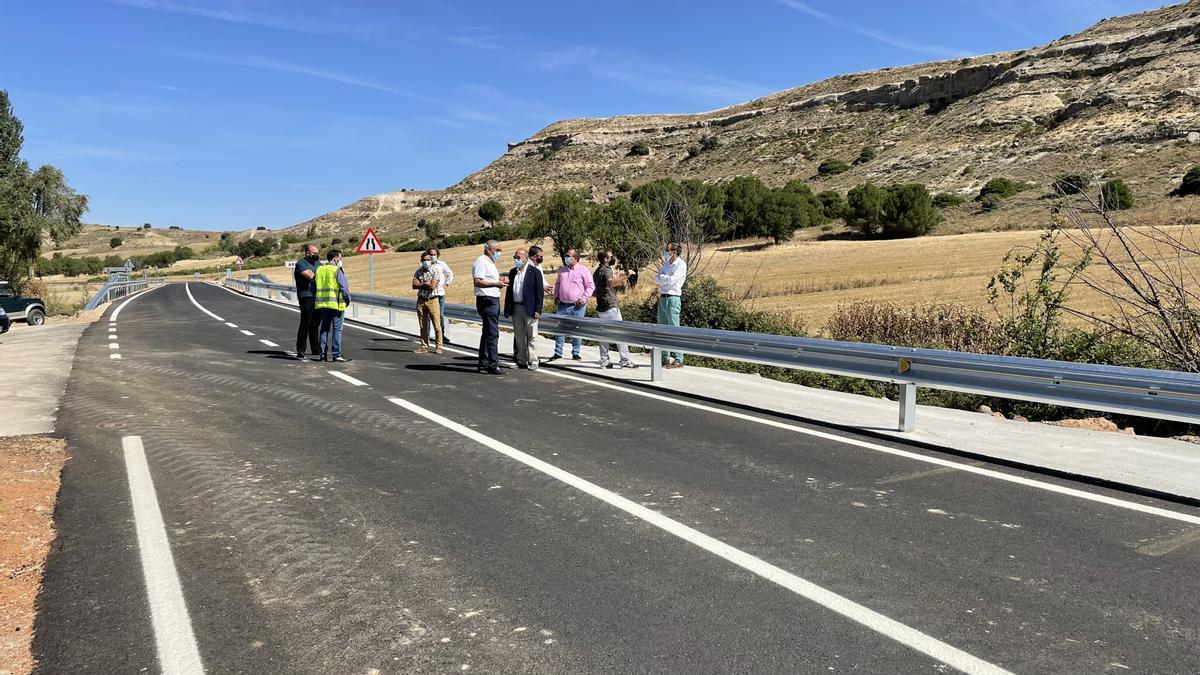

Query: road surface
left=33, top=282, right=1200, bottom=674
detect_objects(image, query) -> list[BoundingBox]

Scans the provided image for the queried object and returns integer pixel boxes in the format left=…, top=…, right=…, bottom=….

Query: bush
left=828, top=302, right=1009, bottom=354
left=686, top=145, right=700, bottom=159
left=977, top=177, right=1028, bottom=201
left=854, top=146, right=877, bottom=165
left=817, top=190, right=846, bottom=220
left=628, top=142, right=650, bottom=157
left=110, top=237, right=122, bottom=248
left=818, top=158, right=850, bottom=176
left=142, top=223, right=151, bottom=229
left=932, top=193, right=966, bottom=208
left=168, top=225, right=182, bottom=230
left=616, top=180, right=632, bottom=192
left=1100, top=179, right=1134, bottom=210
left=700, top=135, right=720, bottom=151
left=1054, top=173, right=1089, bottom=196
left=256, top=225, right=267, bottom=231
left=1172, top=165, right=1200, bottom=197
left=980, top=193, right=1004, bottom=211
left=880, top=184, right=940, bottom=238
left=330, top=238, right=342, bottom=245
left=845, top=182, right=887, bottom=233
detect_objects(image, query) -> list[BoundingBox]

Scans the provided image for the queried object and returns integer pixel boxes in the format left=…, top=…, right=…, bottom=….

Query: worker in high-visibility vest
left=315, top=249, right=352, bottom=362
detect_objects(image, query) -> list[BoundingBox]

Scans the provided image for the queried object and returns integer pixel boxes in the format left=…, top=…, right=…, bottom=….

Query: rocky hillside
left=291, top=1, right=1200, bottom=240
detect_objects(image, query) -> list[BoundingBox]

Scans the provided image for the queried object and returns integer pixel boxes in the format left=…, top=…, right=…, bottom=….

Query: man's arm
left=441, top=262, right=454, bottom=287
left=337, top=269, right=351, bottom=304
left=582, top=267, right=595, bottom=299
left=301, top=268, right=315, bottom=280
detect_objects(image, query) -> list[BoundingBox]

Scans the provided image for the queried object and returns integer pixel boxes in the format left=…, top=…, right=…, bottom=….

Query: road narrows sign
left=356, top=228, right=385, bottom=254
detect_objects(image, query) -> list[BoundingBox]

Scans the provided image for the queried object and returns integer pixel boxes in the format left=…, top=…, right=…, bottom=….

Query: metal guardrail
left=85, top=279, right=165, bottom=310
left=223, top=277, right=1200, bottom=432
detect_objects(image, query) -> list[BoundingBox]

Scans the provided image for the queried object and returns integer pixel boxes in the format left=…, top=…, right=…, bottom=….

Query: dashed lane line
left=259, top=339, right=279, bottom=348
left=214, top=283, right=1200, bottom=526
left=329, top=371, right=369, bottom=387
left=225, top=322, right=239, bottom=328
left=122, top=436, right=205, bottom=674
left=239, top=329, right=255, bottom=337
left=109, top=343, right=119, bottom=350
left=110, top=354, right=122, bottom=360
left=386, top=395, right=1011, bottom=675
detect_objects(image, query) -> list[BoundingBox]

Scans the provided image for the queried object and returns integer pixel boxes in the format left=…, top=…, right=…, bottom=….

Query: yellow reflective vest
left=314, top=264, right=347, bottom=312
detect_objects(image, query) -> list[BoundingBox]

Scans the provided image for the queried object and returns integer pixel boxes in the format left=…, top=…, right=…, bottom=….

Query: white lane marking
left=110, top=284, right=163, bottom=323
left=217, top=281, right=1200, bottom=525
left=239, top=329, right=255, bottom=336
left=259, top=339, right=279, bottom=348
left=111, top=353, right=122, bottom=360
left=330, top=371, right=369, bottom=387
left=184, top=283, right=224, bottom=322
left=109, top=335, right=119, bottom=341
left=386, top=396, right=1010, bottom=675
left=109, top=326, right=117, bottom=332
left=109, top=343, right=120, bottom=350
left=538, top=369, right=1200, bottom=527
left=225, top=322, right=239, bottom=329
left=213, top=285, right=409, bottom=341
left=122, top=436, right=205, bottom=675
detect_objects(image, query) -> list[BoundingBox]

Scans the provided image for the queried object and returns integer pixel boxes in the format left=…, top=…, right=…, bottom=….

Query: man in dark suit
left=504, top=245, right=546, bottom=370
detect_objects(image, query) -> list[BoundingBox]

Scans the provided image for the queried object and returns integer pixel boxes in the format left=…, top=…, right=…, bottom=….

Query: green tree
left=524, top=189, right=594, bottom=257
left=591, top=197, right=659, bottom=274
left=1100, top=179, right=1134, bottom=210
left=477, top=199, right=506, bottom=227
left=721, top=175, right=769, bottom=237
left=759, top=188, right=813, bottom=244
left=0, top=93, right=88, bottom=291
left=1171, top=165, right=1200, bottom=197
left=880, top=183, right=941, bottom=238
left=845, top=182, right=887, bottom=235
left=818, top=158, right=850, bottom=176
left=110, top=236, right=122, bottom=248
left=418, top=217, right=444, bottom=243
left=817, top=190, right=846, bottom=220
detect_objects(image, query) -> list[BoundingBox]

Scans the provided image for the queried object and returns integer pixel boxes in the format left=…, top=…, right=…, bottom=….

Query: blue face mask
left=563, top=256, right=573, bottom=267
left=663, top=251, right=671, bottom=262
left=492, top=251, right=502, bottom=263
left=421, top=260, right=431, bottom=270
left=514, top=257, right=526, bottom=268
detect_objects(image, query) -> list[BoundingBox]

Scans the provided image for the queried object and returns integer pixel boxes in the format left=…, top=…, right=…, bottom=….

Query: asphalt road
left=33, top=282, right=1200, bottom=674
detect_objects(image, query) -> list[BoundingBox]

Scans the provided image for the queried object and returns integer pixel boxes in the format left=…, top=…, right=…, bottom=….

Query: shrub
left=700, top=135, right=720, bottom=151
left=1054, top=173, right=1089, bottom=196
left=933, top=192, right=966, bottom=208
left=1172, top=165, right=1200, bottom=197
left=818, top=158, right=850, bottom=176
left=109, top=237, right=122, bottom=248
left=330, top=238, right=342, bottom=245
left=977, top=177, right=1028, bottom=200
left=817, top=190, right=846, bottom=220
left=628, top=142, right=650, bottom=156
left=828, top=302, right=1008, bottom=354
left=256, top=225, right=267, bottom=231
left=168, top=225, right=182, bottom=230
left=980, top=193, right=1004, bottom=211
left=686, top=145, right=700, bottom=159
left=1100, top=179, right=1134, bottom=210
left=880, top=183, right=941, bottom=238
left=845, top=182, right=887, bottom=234
left=142, top=223, right=151, bottom=229
left=616, top=180, right=632, bottom=192
left=854, top=146, right=877, bottom=165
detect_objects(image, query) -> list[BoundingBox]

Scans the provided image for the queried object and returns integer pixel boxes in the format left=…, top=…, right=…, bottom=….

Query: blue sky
left=4, top=0, right=1169, bottom=230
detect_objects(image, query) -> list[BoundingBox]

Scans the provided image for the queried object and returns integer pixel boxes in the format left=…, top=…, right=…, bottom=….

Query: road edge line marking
left=330, top=371, right=369, bottom=387
left=122, top=435, right=205, bottom=675
left=258, top=339, right=279, bottom=348
left=239, top=329, right=255, bottom=336
left=212, top=285, right=409, bottom=341
left=110, top=353, right=122, bottom=360
left=538, top=369, right=1200, bottom=527
left=110, top=284, right=164, bottom=323
left=184, top=283, right=224, bottom=322
left=385, top=396, right=1010, bottom=675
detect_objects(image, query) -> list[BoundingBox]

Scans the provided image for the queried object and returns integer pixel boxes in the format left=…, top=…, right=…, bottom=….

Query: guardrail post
left=388, top=309, right=395, bottom=327
left=898, top=383, right=917, bottom=432
left=651, top=348, right=663, bottom=382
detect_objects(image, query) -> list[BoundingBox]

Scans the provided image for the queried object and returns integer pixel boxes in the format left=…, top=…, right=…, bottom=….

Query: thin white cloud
left=107, top=0, right=380, bottom=39
left=775, top=0, right=972, bottom=59
left=539, top=46, right=770, bottom=108
left=447, top=34, right=501, bottom=50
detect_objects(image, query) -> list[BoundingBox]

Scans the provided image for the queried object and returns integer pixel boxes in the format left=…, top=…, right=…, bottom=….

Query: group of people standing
left=470, top=238, right=688, bottom=375
left=291, top=238, right=689, bottom=373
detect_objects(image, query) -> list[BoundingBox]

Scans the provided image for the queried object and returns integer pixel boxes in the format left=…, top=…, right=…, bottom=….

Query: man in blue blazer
left=504, top=245, right=546, bottom=370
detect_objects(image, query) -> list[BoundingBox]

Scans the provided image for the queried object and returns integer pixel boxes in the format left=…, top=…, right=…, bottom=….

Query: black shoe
left=292, top=352, right=308, bottom=361
left=572, top=354, right=583, bottom=361
left=444, top=336, right=453, bottom=345
left=602, top=362, right=614, bottom=369
left=313, top=356, right=326, bottom=362
left=486, top=367, right=504, bottom=375
left=546, top=354, right=562, bottom=362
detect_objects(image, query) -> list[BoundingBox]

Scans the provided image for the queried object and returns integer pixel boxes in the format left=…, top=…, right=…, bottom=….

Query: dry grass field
left=231, top=219, right=1200, bottom=335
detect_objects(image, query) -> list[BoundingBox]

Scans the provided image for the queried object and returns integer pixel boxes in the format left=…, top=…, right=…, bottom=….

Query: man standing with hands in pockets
left=473, top=239, right=508, bottom=375
left=546, top=247, right=594, bottom=362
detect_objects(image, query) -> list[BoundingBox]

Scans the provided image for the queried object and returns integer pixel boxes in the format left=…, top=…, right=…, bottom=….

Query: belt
left=660, top=294, right=679, bottom=298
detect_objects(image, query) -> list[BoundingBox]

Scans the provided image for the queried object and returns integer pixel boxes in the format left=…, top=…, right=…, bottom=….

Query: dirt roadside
left=0, top=436, right=67, bottom=675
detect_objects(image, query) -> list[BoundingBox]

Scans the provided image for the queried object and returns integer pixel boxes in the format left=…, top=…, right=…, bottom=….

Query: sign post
left=355, top=227, right=385, bottom=294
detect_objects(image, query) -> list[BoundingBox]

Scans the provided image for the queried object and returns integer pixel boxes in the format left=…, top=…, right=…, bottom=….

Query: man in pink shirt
left=546, top=247, right=595, bottom=362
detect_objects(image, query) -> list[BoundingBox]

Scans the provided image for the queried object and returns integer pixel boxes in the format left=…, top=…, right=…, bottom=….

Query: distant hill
left=293, top=2, right=1197, bottom=240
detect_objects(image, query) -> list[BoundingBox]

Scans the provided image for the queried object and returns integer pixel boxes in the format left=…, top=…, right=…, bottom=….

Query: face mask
left=514, top=257, right=526, bottom=268
left=563, top=256, right=573, bottom=267
left=663, top=252, right=671, bottom=262
left=421, top=260, right=431, bottom=269
left=306, top=253, right=317, bottom=261
left=336, top=260, right=343, bottom=268
left=431, top=255, right=438, bottom=263
left=492, top=251, right=502, bottom=263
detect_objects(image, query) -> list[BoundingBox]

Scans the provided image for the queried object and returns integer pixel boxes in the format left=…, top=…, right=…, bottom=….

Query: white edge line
left=217, top=280, right=1200, bottom=526
left=537, top=369, right=1200, bottom=527
left=110, top=353, right=122, bottom=360
left=225, top=322, right=239, bottom=329
left=110, top=284, right=164, bottom=323
left=109, top=343, right=120, bottom=349
left=213, top=284, right=408, bottom=341
left=259, top=339, right=279, bottom=348
left=385, top=396, right=1010, bottom=675
left=184, top=283, right=224, bottom=322
left=239, top=329, right=255, bottom=336
left=122, top=436, right=205, bottom=674
left=330, top=370, right=369, bottom=387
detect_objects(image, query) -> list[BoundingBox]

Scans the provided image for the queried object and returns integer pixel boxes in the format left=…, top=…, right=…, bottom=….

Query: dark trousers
left=296, top=296, right=320, bottom=355
left=476, top=296, right=500, bottom=370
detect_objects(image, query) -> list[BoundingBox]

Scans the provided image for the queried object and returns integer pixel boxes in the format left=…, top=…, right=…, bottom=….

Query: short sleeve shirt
left=594, top=265, right=617, bottom=312
left=414, top=265, right=443, bottom=301
left=472, top=255, right=501, bottom=298
left=294, top=258, right=317, bottom=298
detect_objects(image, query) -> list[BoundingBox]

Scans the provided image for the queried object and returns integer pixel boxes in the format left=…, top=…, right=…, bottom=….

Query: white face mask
left=336, top=260, right=343, bottom=268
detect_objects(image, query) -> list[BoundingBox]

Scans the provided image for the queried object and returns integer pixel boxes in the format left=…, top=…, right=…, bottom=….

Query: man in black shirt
left=593, top=249, right=636, bottom=369
left=293, top=244, right=321, bottom=360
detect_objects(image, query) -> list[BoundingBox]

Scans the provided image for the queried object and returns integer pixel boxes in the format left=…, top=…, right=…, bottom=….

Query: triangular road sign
left=356, top=227, right=385, bottom=254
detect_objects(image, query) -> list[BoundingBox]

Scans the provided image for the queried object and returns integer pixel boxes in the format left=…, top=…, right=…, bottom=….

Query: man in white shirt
left=655, top=241, right=687, bottom=369
left=472, top=239, right=508, bottom=375
left=428, top=247, right=454, bottom=343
